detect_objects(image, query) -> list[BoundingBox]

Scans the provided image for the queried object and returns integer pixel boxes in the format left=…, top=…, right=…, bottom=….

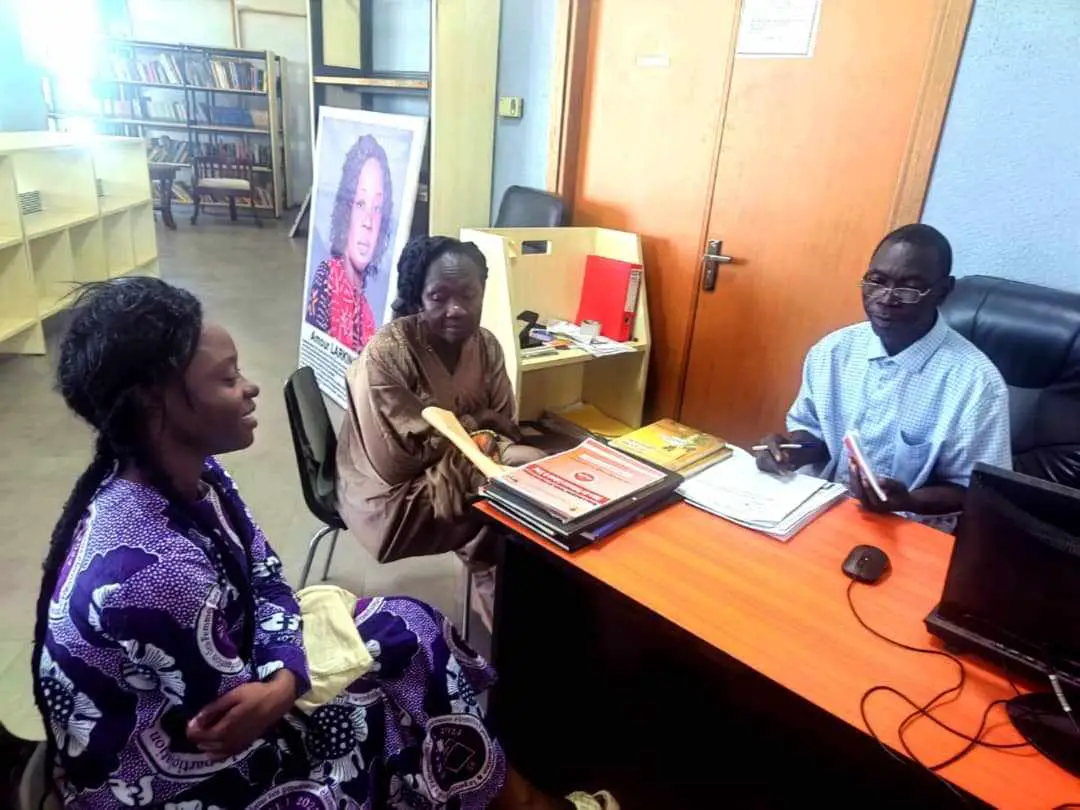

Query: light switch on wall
left=498, top=96, right=524, bottom=118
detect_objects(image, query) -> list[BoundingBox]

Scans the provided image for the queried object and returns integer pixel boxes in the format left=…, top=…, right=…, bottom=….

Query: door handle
left=701, top=239, right=733, bottom=292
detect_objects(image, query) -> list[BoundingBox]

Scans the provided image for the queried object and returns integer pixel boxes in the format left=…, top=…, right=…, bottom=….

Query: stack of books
left=609, top=419, right=731, bottom=475
left=418, top=406, right=681, bottom=552
left=482, top=438, right=683, bottom=552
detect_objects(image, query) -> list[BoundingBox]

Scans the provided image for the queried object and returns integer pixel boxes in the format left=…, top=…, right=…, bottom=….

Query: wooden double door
left=568, top=0, right=971, bottom=445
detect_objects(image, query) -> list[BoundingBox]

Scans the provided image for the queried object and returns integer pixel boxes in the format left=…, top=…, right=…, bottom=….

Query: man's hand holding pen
left=753, top=431, right=829, bottom=474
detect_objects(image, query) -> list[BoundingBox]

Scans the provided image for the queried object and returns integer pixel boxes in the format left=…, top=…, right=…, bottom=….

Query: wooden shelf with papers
left=466, top=227, right=651, bottom=429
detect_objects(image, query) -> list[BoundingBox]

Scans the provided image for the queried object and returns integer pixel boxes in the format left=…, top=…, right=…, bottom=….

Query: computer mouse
left=842, top=544, right=890, bottom=584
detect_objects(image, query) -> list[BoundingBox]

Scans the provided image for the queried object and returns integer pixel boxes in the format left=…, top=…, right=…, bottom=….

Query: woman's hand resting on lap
left=472, top=409, right=521, bottom=442
left=472, top=431, right=501, bottom=459
left=187, top=670, right=297, bottom=759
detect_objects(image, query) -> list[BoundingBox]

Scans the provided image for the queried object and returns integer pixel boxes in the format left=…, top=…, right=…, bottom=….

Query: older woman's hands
left=472, top=409, right=521, bottom=442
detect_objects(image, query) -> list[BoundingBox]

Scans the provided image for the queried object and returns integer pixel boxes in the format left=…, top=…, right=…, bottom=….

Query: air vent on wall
left=19, top=190, right=42, bottom=216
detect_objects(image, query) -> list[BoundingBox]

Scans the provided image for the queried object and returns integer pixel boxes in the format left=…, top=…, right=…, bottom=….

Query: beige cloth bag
left=294, top=585, right=374, bottom=713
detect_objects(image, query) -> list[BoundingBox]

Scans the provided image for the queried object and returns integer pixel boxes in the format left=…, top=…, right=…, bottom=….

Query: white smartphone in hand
left=842, top=430, right=887, bottom=501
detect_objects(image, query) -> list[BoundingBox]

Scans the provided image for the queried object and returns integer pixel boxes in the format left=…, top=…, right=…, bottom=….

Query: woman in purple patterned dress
left=32, top=277, right=614, bottom=810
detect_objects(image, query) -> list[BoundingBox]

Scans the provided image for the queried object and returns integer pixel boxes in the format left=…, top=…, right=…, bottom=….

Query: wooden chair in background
left=190, top=155, right=263, bottom=227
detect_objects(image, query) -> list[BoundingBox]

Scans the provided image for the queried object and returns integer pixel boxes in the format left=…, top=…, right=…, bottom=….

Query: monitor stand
left=1007, top=692, right=1080, bottom=777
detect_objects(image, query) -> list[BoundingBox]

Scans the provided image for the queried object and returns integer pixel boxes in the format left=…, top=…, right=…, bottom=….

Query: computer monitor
left=926, top=463, right=1080, bottom=687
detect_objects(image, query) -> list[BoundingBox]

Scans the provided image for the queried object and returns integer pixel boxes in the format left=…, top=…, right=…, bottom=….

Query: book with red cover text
left=575, top=255, right=643, bottom=342
left=493, top=438, right=665, bottom=522
left=482, top=438, right=683, bottom=550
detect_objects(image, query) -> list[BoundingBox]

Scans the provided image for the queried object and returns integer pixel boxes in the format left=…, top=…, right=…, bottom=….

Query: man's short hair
left=874, top=223, right=953, bottom=280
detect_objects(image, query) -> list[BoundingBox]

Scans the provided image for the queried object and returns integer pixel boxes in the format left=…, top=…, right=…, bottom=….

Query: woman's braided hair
left=32, top=277, right=256, bottom=778
left=390, top=235, right=488, bottom=319
left=329, top=134, right=394, bottom=290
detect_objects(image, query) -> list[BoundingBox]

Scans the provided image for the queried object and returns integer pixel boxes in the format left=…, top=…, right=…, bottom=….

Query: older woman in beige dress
left=336, top=235, right=544, bottom=622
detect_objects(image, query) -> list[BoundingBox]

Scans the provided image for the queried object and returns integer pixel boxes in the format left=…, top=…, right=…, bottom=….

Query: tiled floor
left=0, top=216, right=468, bottom=740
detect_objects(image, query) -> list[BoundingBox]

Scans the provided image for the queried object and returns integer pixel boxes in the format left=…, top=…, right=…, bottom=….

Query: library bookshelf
left=45, top=39, right=288, bottom=218
left=0, top=133, right=158, bottom=357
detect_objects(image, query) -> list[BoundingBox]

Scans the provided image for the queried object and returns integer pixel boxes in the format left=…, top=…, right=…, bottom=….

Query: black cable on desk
left=846, top=580, right=1031, bottom=804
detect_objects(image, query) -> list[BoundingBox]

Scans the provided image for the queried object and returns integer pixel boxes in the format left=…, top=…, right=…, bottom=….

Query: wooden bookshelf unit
left=464, top=227, right=651, bottom=430
left=44, top=39, right=288, bottom=218
left=0, top=133, right=158, bottom=357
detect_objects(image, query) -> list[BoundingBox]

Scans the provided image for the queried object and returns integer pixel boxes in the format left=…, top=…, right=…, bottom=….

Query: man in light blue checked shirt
left=755, top=224, right=1011, bottom=527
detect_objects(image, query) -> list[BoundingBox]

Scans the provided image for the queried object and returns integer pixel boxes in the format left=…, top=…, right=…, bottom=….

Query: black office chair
left=941, top=275, right=1080, bottom=489
left=493, top=185, right=570, bottom=228
left=284, top=366, right=348, bottom=588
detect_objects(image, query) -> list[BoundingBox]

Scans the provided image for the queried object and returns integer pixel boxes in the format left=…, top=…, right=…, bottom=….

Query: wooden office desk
left=478, top=499, right=1080, bottom=809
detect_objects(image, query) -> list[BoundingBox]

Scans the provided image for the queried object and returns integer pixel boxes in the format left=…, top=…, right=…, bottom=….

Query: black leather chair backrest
left=940, top=275, right=1080, bottom=489
left=284, top=366, right=345, bottom=528
left=493, top=185, right=570, bottom=228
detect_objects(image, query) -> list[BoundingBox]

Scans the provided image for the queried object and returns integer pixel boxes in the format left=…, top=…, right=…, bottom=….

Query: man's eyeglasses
left=858, top=278, right=938, bottom=305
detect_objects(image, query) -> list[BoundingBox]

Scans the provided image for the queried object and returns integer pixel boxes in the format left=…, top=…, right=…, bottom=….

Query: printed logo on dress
left=195, top=585, right=245, bottom=674
left=136, top=719, right=257, bottom=779
left=245, top=780, right=337, bottom=810
left=108, top=775, right=155, bottom=807
left=421, top=714, right=495, bottom=802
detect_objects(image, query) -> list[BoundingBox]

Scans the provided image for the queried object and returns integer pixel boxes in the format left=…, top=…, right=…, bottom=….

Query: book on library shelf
left=147, top=138, right=189, bottom=164
left=100, top=100, right=260, bottom=129
left=609, top=419, right=732, bottom=474
left=149, top=140, right=272, bottom=168
left=108, top=54, right=266, bottom=92
left=168, top=185, right=194, bottom=204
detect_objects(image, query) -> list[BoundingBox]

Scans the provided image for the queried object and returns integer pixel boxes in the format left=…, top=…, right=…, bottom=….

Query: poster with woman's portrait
left=298, top=107, right=427, bottom=406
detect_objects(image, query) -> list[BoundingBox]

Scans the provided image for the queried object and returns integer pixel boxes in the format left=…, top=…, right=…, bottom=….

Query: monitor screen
left=938, top=464, right=1080, bottom=677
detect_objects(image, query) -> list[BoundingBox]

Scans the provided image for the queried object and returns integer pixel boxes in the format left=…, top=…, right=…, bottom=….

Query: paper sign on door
left=736, top=0, right=821, bottom=59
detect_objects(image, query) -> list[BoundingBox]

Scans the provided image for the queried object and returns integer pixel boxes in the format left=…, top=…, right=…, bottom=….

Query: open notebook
left=678, top=450, right=847, bottom=541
